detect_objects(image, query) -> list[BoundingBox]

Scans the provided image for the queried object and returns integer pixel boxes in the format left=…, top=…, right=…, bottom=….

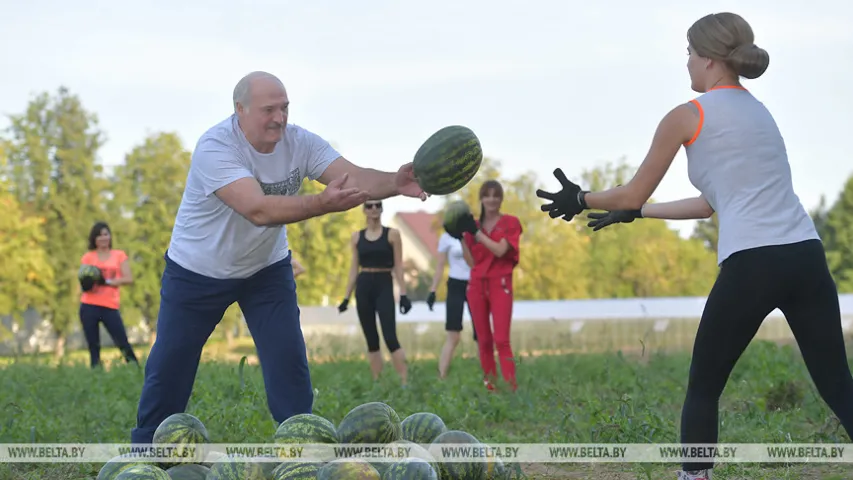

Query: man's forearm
left=640, top=196, right=714, bottom=220
left=350, top=168, right=398, bottom=200
left=253, top=194, right=328, bottom=226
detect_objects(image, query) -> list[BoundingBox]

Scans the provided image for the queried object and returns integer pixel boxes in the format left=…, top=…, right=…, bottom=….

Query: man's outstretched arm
left=317, top=157, right=400, bottom=200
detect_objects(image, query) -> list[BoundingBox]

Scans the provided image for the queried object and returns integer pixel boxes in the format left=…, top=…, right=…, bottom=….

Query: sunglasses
left=364, top=202, right=382, bottom=209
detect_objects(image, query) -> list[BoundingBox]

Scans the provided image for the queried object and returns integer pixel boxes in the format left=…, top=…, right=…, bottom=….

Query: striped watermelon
left=96, top=454, right=146, bottom=480
left=336, top=402, right=402, bottom=444
left=401, top=412, right=448, bottom=446
left=387, top=440, right=439, bottom=475
left=269, top=461, right=322, bottom=479
left=113, top=463, right=171, bottom=480
left=205, top=454, right=266, bottom=480
left=317, top=458, right=380, bottom=480
left=484, top=455, right=510, bottom=479
left=152, top=413, right=209, bottom=465
left=251, top=455, right=281, bottom=478
left=275, top=413, right=338, bottom=444
left=380, top=457, right=439, bottom=480
left=413, top=125, right=483, bottom=195
left=78, top=264, right=103, bottom=283
left=429, top=430, right=486, bottom=480
left=350, top=451, right=392, bottom=478
left=164, top=463, right=209, bottom=479
left=442, top=200, right=472, bottom=236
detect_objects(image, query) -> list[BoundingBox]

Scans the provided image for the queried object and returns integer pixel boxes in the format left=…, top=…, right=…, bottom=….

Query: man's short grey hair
left=232, top=71, right=285, bottom=112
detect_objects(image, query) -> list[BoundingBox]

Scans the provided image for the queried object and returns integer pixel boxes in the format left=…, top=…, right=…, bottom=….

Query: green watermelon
left=164, top=463, right=209, bottom=479
left=381, top=457, right=439, bottom=480
left=251, top=455, right=281, bottom=478
left=350, top=451, right=391, bottom=478
left=412, top=125, right=483, bottom=195
left=96, top=454, right=146, bottom=480
left=442, top=200, right=472, bottom=235
left=152, top=413, right=210, bottom=465
left=270, top=461, right=322, bottom=479
left=484, top=455, right=510, bottom=479
left=429, top=430, right=486, bottom=480
left=113, top=463, right=171, bottom=480
left=386, top=440, right=439, bottom=476
left=317, top=458, right=380, bottom=480
left=205, top=454, right=266, bottom=479
left=274, top=413, right=338, bottom=445
left=337, top=402, right=402, bottom=444
left=78, top=264, right=103, bottom=283
left=401, top=412, right=448, bottom=446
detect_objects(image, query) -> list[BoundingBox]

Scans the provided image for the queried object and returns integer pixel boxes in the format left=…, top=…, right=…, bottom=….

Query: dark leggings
left=446, top=277, right=477, bottom=342
left=79, top=303, right=139, bottom=368
left=355, top=271, right=401, bottom=353
left=680, top=239, right=853, bottom=471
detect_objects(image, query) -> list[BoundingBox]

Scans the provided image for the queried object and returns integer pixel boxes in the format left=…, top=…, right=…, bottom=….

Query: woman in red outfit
left=445, top=180, right=522, bottom=391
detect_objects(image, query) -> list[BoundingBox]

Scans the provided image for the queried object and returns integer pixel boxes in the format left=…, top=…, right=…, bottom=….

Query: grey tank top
left=684, top=86, right=820, bottom=265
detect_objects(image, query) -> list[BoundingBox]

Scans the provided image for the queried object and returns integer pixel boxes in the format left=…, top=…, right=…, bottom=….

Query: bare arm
left=318, top=157, right=400, bottom=201
left=429, top=252, right=447, bottom=292
left=343, top=232, right=360, bottom=299
left=107, top=259, right=134, bottom=286
left=389, top=229, right=407, bottom=296
left=461, top=239, right=474, bottom=268
left=291, top=257, right=306, bottom=277
left=215, top=177, right=331, bottom=227
left=472, top=231, right=510, bottom=258
left=641, top=196, right=714, bottom=220
left=583, top=102, right=700, bottom=211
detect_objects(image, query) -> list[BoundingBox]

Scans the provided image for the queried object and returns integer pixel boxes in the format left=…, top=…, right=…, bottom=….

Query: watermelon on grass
left=413, top=125, right=483, bottom=195
left=164, top=463, right=209, bottom=480
left=205, top=454, right=266, bottom=480
left=381, top=457, right=439, bottom=480
left=484, top=455, right=511, bottom=480
left=96, top=454, right=146, bottom=480
left=270, top=461, right=322, bottom=480
left=429, top=430, right=487, bottom=480
left=386, top=440, right=439, bottom=476
left=113, top=463, right=171, bottom=480
left=401, top=412, right=448, bottom=446
left=317, top=458, right=380, bottom=480
left=152, top=413, right=210, bottom=465
left=337, top=402, right=402, bottom=444
left=274, top=413, right=338, bottom=444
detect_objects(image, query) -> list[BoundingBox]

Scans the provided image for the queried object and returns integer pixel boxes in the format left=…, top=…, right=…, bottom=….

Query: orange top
left=80, top=249, right=128, bottom=310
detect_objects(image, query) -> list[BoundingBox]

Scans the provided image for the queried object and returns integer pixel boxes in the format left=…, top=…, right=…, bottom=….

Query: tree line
left=2, top=87, right=852, bottom=352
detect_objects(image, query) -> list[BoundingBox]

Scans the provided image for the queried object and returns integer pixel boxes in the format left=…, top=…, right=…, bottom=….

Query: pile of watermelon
left=96, top=401, right=510, bottom=479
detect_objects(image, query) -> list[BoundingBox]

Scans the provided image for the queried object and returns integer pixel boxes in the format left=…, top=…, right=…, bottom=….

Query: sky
left=1, top=0, right=850, bottom=238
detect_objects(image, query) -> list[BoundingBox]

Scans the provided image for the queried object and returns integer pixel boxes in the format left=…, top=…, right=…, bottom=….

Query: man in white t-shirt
left=130, top=71, right=426, bottom=444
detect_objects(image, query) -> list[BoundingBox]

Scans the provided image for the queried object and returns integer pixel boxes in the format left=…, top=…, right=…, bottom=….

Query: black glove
left=96, top=268, right=107, bottom=285
left=536, top=168, right=588, bottom=222
left=337, top=298, right=349, bottom=313
left=399, top=295, right=411, bottom=314
left=80, top=277, right=96, bottom=292
left=426, top=292, right=436, bottom=311
left=586, top=209, right=643, bottom=231
left=445, top=212, right=478, bottom=240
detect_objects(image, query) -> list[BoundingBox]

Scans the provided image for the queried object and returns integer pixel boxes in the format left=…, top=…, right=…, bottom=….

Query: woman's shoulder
left=111, top=249, right=129, bottom=261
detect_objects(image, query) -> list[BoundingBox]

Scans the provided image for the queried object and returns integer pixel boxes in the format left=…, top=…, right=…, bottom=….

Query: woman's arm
left=343, top=232, right=360, bottom=299
left=107, top=258, right=134, bottom=286
left=461, top=239, right=474, bottom=268
left=641, top=196, right=714, bottom=220
left=583, top=102, right=700, bottom=211
left=291, top=257, right=306, bottom=277
left=472, top=232, right=510, bottom=258
left=429, top=252, right=447, bottom=293
left=389, top=229, right=407, bottom=296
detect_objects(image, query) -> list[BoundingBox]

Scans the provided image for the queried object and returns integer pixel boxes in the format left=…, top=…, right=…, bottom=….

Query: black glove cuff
left=577, top=190, right=589, bottom=210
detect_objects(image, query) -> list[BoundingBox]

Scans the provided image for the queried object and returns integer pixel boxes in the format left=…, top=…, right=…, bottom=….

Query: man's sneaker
left=677, top=469, right=711, bottom=480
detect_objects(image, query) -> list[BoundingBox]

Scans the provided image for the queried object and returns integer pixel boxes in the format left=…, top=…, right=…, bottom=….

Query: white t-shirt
left=167, top=115, right=341, bottom=279
left=437, top=232, right=470, bottom=281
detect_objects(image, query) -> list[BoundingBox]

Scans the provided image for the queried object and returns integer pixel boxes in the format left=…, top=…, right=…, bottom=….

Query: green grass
left=1, top=327, right=853, bottom=479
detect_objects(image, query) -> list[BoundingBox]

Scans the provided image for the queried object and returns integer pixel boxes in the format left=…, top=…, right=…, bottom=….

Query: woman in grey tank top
left=536, top=12, right=853, bottom=480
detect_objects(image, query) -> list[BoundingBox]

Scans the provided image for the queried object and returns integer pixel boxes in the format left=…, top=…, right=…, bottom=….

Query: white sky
left=1, top=0, right=850, bottom=237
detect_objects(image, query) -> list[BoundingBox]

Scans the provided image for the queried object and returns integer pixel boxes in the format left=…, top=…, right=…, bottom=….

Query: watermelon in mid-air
left=412, top=125, right=483, bottom=195
left=336, top=402, right=402, bottom=445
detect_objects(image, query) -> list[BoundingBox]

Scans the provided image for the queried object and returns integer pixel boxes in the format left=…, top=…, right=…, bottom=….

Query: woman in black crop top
left=338, top=200, right=412, bottom=385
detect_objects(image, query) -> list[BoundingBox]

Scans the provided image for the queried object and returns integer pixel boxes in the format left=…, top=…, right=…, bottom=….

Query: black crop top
left=357, top=227, right=395, bottom=269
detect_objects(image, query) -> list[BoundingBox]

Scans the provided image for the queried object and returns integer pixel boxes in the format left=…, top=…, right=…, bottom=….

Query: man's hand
left=586, top=209, right=643, bottom=231
left=319, top=173, right=371, bottom=213
left=395, top=163, right=428, bottom=201
left=536, top=168, right=588, bottom=222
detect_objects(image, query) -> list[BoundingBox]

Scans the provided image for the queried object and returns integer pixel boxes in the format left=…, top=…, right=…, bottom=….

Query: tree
left=817, top=173, right=853, bottom=292
left=691, top=214, right=719, bottom=252
left=3, top=87, right=108, bottom=357
left=111, top=132, right=192, bottom=344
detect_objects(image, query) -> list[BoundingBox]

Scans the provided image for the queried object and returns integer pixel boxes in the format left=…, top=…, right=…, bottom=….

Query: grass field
left=2, top=323, right=853, bottom=479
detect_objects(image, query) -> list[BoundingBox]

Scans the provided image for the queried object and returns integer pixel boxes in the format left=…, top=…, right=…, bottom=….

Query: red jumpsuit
left=463, top=214, right=522, bottom=391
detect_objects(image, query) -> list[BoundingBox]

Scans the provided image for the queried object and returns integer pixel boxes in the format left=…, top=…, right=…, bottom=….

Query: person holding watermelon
left=130, top=71, right=427, bottom=445
left=535, top=12, right=853, bottom=480
left=78, top=221, right=139, bottom=369
left=337, top=200, right=412, bottom=386
left=444, top=180, right=522, bottom=392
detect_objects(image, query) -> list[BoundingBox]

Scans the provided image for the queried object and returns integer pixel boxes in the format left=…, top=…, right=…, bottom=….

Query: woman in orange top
left=79, top=221, right=139, bottom=368
left=446, top=180, right=523, bottom=392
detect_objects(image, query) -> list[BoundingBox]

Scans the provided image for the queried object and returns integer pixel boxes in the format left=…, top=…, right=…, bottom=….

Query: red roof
left=395, top=211, right=441, bottom=256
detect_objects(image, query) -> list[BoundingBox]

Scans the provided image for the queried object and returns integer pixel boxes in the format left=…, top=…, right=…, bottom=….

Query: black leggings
left=680, top=239, right=853, bottom=471
left=355, top=271, right=401, bottom=353
left=79, top=303, right=139, bottom=368
left=446, top=278, right=477, bottom=341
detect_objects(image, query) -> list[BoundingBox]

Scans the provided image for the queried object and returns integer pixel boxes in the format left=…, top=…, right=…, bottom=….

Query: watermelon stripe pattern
left=270, top=461, right=322, bottom=479
left=381, top=457, right=439, bottom=480
left=205, top=455, right=266, bottom=480
left=274, top=413, right=339, bottom=445
left=401, top=412, right=448, bottom=446
left=336, top=402, right=402, bottom=445
left=113, top=463, right=172, bottom=480
left=413, top=125, right=483, bottom=195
